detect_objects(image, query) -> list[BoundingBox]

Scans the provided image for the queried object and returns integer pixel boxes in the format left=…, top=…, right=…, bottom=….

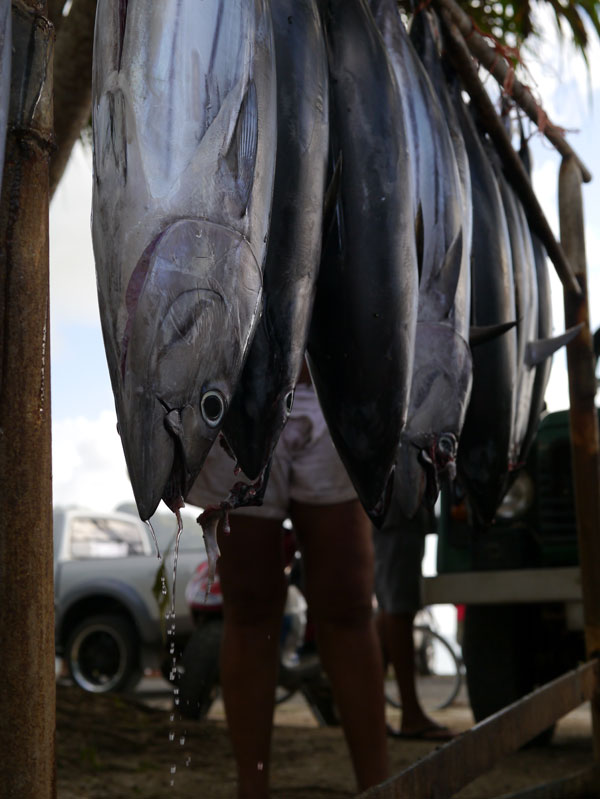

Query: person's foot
left=386, top=720, right=456, bottom=741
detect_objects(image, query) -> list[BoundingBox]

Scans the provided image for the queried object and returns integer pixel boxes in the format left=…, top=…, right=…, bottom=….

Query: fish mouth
left=365, top=468, right=395, bottom=529
left=395, top=433, right=458, bottom=518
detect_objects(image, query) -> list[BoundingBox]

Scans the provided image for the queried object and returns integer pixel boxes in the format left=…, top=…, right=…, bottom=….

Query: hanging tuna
left=220, top=0, right=329, bottom=489
left=370, top=0, right=473, bottom=518
left=91, top=0, right=277, bottom=521
left=307, top=0, right=419, bottom=526
left=455, top=105, right=518, bottom=526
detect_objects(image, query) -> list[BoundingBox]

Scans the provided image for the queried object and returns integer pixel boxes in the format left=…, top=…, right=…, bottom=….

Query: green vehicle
left=424, top=409, right=589, bottom=730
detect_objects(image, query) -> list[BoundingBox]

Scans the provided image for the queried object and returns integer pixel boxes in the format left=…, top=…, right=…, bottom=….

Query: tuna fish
left=370, top=0, right=472, bottom=517
left=307, top=0, right=419, bottom=526
left=511, top=130, right=581, bottom=466
left=221, top=0, right=329, bottom=484
left=0, top=0, right=11, bottom=194
left=455, top=104, right=518, bottom=526
left=492, top=160, right=539, bottom=471
left=91, top=0, right=277, bottom=521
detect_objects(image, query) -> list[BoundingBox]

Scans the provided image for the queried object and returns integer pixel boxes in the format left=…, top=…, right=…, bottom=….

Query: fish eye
left=201, top=390, right=226, bottom=427
left=437, top=434, right=456, bottom=458
left=284, top=390, right=294, bottom=415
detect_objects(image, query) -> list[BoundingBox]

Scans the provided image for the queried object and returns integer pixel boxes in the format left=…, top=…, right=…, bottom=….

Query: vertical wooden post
left=0, top=1, right=55, bottom=797
left=558, top=155, right=600, bottom=758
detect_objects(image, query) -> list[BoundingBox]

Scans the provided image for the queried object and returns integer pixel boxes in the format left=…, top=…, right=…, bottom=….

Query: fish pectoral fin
left=469, top=320, right=517, bottom=347
left=428, top=227, right=464, bottom=304
left=224, top=79, right=258, bottom=214
left=95, top=89, right=128, bottom=182
left=525, top=323, right=584, bottom=367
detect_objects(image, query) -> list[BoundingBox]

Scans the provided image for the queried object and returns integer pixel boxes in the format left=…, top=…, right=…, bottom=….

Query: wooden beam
left=422, top=567, right=582, bottom=606
left=357, top=661, right=598, bottom=799
left=559, top=156, right=600, bottom=758
left=430, top=0, right=592, bottom=183
left=0, top=2, right=55, bottom=798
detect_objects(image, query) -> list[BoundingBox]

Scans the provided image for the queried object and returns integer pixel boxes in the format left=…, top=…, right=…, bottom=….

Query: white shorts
left=186, top=383, right=357, bottom=519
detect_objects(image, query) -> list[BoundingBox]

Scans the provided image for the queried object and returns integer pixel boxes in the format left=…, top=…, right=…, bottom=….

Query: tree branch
left=430, top=0, right=592, bottom=183
left=437, top=6, right=582, bottom=296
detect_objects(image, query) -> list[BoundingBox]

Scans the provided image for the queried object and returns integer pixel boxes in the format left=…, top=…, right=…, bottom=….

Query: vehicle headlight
left=496, top=470, right=535, bottom=520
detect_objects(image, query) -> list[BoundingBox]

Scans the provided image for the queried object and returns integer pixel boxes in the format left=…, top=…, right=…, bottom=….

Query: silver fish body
left=92, top=0, right=277, bottom=519
left=307, top=0, right=419, bottom=526
left=493, top=166, right=538, bottom=469
left=456, top=108, right=518, bottom=526
left=371, top=0, right=472, bottom=517
left=222, top=0, right=329, bottom=482
left=518, top=138, right=553, bottom=464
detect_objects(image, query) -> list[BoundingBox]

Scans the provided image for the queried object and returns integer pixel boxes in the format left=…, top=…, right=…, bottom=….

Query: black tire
left=177, top=619, right=223, bottom=719
left=299, top=672, right=340, bottom=727
left=385, top=625, right=463, bottom=712
left=65, top=613, right=140, bottom=694
left=278, top=652, right=340, bottom=725
left=462, top=604, right=556, bottom=745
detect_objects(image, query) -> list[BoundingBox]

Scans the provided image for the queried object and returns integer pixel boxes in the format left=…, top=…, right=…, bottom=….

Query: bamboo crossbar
left=356, top=661, right=599, bottom=799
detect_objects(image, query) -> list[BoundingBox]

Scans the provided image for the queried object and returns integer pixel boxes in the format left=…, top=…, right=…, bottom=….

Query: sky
left=49, top=8, right=600, bottom=518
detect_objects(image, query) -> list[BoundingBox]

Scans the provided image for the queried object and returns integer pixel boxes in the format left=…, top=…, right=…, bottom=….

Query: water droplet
left=185, top=755, right=192, bottom=767
left=179, top=736, right=185, bottom=745
left=257, top=761, right=264, bottom=771
left=171, top=765, right=177, bottom=775
left=169, top=731, right=175, bottom=742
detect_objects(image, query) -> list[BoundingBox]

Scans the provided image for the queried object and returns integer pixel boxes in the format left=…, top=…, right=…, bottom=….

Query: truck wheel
left=177, top=619, right=223, bottom=719
left=65, top=614, right=140, bottom=694
left=463, top=604, right=555, bottom=745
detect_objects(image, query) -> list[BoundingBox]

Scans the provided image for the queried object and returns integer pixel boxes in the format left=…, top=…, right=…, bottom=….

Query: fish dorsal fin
left=525, top=323, right=584, bottom=367
left=415, top=202, right=424, bottom=284
left=470, top=320, right=517, bottom=347
left=224, top=79, right=258, bottom=212
left=322, top=152, right=342, bottom=245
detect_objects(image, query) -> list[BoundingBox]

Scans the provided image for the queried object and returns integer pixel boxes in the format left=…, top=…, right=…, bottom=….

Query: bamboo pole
left=437, top=7, right=581, bottom=297
left=558, top=155, right=600, bottom=758
left=430, top=0, right=592, bottom=183
left=357, top=661, right=599, bottom=799
left=0, top=1, right=55, bottom=797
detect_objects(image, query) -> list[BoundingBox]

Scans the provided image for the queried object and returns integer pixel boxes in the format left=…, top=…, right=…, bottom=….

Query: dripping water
left=145, top=518, right=162, bottom=559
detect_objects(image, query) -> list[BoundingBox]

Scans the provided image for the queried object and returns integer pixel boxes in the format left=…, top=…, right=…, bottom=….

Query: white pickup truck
left=54, top=505, right=207, bottom=694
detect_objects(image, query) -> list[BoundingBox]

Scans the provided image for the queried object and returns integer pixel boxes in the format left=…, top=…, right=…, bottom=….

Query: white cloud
left=52, top=410, right=134, bottom=511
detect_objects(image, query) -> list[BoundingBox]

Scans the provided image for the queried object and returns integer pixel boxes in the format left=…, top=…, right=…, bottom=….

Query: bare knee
left=222, top=572, right=288, bottom=627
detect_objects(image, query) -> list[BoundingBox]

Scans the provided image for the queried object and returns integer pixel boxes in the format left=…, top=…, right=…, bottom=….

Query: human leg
left=216, top=513, right=288, bottom=799
left=373, top=507, right=453, bottom=739
left=291, top=499, right=388, bottom=791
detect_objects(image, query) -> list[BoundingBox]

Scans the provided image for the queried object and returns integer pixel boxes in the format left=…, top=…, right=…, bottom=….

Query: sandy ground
left=56, top=672, right=595, bottom=799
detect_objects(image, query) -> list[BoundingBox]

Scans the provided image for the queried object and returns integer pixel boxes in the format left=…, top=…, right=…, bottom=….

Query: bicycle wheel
left=385, top=625, right=463, bottom=712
